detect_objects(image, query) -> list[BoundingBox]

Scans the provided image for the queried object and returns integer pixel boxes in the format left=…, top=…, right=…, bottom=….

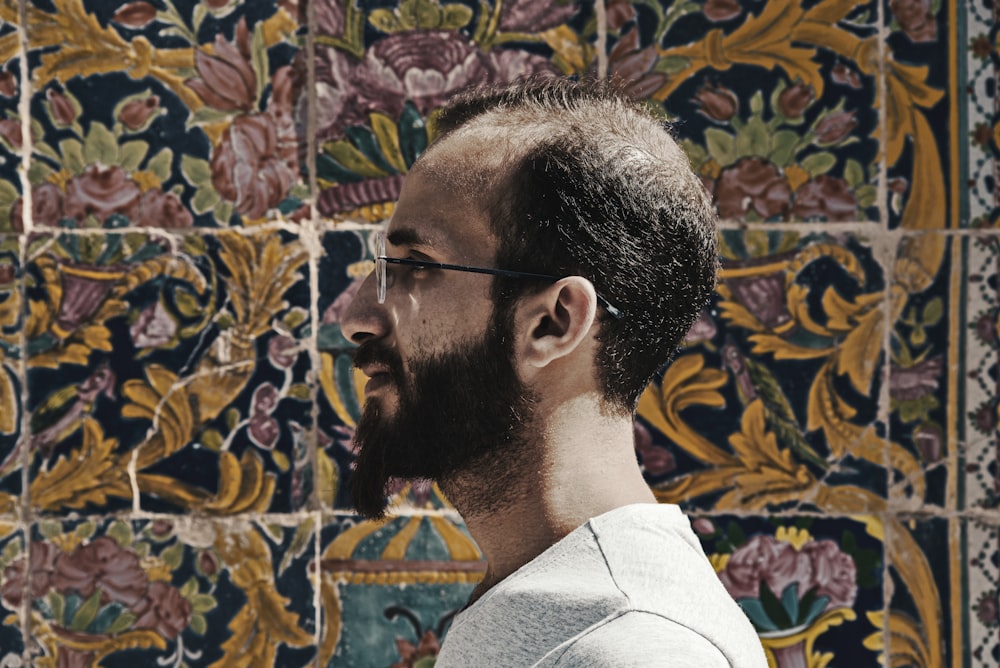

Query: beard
left=349, top=308, right=537, bottom=520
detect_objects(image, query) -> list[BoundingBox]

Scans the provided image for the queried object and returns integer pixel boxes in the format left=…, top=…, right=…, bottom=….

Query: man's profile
left=341, top=77, right=767, bottom=667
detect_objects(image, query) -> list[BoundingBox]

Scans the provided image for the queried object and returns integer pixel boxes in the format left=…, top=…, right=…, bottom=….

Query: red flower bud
left=119, top=95, right=160, bottom=130
left=703, top=0, right=741, bottom=22
left=46, top=88, right=77, bottom=127
left=0, top=71, right=16, bottom=98
left=777, top=83, right=813, bottom=119
left=693, top=82, right=738, bottom=123
left=814, top=110, right=857, bottom=144
left=111, top=2, right=158, bottom=28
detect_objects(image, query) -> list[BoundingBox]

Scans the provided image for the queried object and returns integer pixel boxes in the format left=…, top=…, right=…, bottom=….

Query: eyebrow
left=386, top=227, right=433, bottom=249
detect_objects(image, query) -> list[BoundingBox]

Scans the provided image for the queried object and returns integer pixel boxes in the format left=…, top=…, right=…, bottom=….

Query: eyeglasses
left=374, top=231, right=621, bottom=319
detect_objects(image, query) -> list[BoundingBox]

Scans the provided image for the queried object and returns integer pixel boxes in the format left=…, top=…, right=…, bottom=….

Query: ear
left=514, top=276, right=599, bottom=374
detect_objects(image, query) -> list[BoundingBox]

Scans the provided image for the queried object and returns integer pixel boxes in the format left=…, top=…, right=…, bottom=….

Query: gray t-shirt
left=435, top=504, right=767, bottom=667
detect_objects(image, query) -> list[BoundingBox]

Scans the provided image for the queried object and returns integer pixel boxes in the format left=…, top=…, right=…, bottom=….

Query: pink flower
left=268, top=335, right=297, bottom=368
left=315, top=0, right=343, bottom=35
left=131, top=581, right=192, bottom=640
left=890, top=355, right=942, bottom=402
left=793, top=176, right=857, bottom=221
left=814, top=110, right=857, bottom=144
left=135, top=188, right=193, bottom=228
left=890, top=0, right=937, bottom=43
left=249, top=414, right=280, bottom=449
left=778, top=82, right=813, bottom=119
left=187, top=19, right=257, bottom=112
left=119, top=95, right=161, bottom=131
left=46, top=88, right=77, bottom=126
left=1, top=542, right=59, bottom=607
left=12, top=182, right=65, bottom=230
left=130, top=300, right=178, bottom=349
left=51, top=537, right=148, bottom=607
left=64, top=165, right=141, bottom=224
left=498, top=0, right=576, bottom=32
left=718, top=535, right=812, bottom=600
left=704, top=0, right=742, bottom=22
left=211, top=113, right=296, bottom=219
left=803, top=540, right=857, bottom=609
left=714, top=158, right=791, bottom=221
left=831, top=63, right=862, bottom=89
left=111, top=2, right=158, bottom=28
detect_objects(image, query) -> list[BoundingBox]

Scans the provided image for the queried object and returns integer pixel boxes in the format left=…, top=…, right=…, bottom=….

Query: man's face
left=341, top=144, right=536, bottom=519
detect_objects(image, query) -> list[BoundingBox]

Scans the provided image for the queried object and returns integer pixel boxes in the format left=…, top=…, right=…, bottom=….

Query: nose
left=341, top=271, right=388, bottom=345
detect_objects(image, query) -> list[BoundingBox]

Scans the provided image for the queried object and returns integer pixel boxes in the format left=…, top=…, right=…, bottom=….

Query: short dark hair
left=431, top=77, right=718, bottom=413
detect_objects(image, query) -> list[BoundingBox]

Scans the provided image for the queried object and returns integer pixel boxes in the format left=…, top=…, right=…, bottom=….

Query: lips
left=363, top=371, right=393, bottom=396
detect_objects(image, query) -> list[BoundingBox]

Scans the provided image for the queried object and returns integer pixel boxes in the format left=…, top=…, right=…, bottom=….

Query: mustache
left=352, top=342, right=404, bottom=379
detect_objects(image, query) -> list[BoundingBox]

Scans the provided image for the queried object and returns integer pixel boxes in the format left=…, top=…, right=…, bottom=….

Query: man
left=342, top=78, right=767, bottom=666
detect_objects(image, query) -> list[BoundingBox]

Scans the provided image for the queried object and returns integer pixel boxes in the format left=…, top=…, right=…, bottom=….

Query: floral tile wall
left=0, top=0, right=994, bottom=666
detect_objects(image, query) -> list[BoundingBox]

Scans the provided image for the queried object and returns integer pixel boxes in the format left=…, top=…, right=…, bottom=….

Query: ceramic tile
left=888, top=233, right=953, bottom=511
left=623, top=0, right=879, bottom=223
left=318, top=512, right=483, bottom=666
left=23, top=0, right=308, bottom=228
left=0, top=236, right=21, bottom=507
left=0, top=6, right=22, bottom=235
left=0, top=521, right=25, bottom=662
left=965, top=516, right=1000, bottom=665
left=19, top=516, right=315, bottom=667
left=964, top=1, right=998, bottom=228
left=885, top=516, right=956, bottom=668
left=24, top=230, right=313, bottom=514
left=692, top=513, right=883, bottom=666
left=314, top=0, right=597, bottom=221
left=316, top=227, right=374, bottom=510
left=638, top=230, right=888, bottom=514
left=962, top=234, right=1000, bottom=512
left=883, top=0, right=951, bottom=229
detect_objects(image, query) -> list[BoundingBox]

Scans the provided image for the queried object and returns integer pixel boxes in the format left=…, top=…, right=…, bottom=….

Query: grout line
left=595, top=0, right=607, bottom=80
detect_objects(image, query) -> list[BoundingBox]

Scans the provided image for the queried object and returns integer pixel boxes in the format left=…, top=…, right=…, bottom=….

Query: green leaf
left=414, top=658, right=436, bottom=668
left=923, top=297, right=943, bottom=325
left=201, top=429, right=223, bottom=451
left=192, top=186, right=221, bottom=215
left=187, top=106, right=234, bottom=127
left=844, top=159, right=865, bottom=188
left=161, top=540, right=184, bottom=568
left=735, top=116, right=769, bottom=159
left=189, top=613, right=207, bottom=635
left=60, top=138, right=86, bottom=174
left=119, top=141, right=149, bottom=173
left=768, top=130, right=799, bottom=167
left=653, top=55, right=691, bottom=75
left=749, top=90, right=764, bottom=115
left=780, top=582, right=799, bottom=624
left=214, top=199, right=234, bottom=225
left=28, top=161, right=55, bottom=185
left=283, top=307, right=308, bottom=330
left=147, top=148, right=173, bottom=182
left=288, top=383, right=310, bottom=400
left=70, top=590, right=103, bottom=632
left=704, top=128, right=736, bottom=166
left=272, top=450, right=290, bottom=471
left=105, top=611, right=137, bottom=635
left=345, top=126, right=398, bottom=175
left=681, top=140, right=708, bottom=168
left=323, top=139, right=390, bottom=179
left=404, top=0, right=443, bottom=29
left=88, top=602, right=124, bottom=634
left=370, top=112, right=408, bottom=173
left=856, top=184, right=877, bottom=208
left=279, top=517, right=315, bottom=575
left=48, top=591, right=65, bottom=624
left=108, top=520, right=133, bottom=548
left=226, top=407, right=240, bottom=430
left=398, top=101, right=428, bottom=166
left=736, top=598, right=779, bottom=632
left=368, top=8, right=404, bottom=32
left=251, top=22, right=269, bottom=109
left=259, top=521, right=283, bottom=543
left=174, top=288, right=202, bottom=318
left=181, top=155, right=213, bottom=188
left=441, top=3, right=473, bottom=29
left=38, top=521, right=61, bottom=540
left=759, top=579, right=793, bottom=629
left=0, top=180, right=18, bottom=207
left=800, top=151, right=837, bottom=177
left=191, top=593, right=217, bottom=614
left=83, top=122, right=119, bottom=166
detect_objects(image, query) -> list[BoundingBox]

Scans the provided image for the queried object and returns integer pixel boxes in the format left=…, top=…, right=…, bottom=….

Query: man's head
left=342, top=77, right=717, bottom=518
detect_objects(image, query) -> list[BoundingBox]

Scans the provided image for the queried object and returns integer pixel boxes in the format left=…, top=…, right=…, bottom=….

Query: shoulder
left=546, top=611, right=731, bottom=668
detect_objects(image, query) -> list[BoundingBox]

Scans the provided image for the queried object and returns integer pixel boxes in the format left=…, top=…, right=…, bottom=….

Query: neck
left=439, top=394, right=656, bottom=603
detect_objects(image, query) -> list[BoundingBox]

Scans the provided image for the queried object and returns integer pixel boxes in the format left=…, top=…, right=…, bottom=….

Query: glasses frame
left=374, top=232, right=621, bottom=319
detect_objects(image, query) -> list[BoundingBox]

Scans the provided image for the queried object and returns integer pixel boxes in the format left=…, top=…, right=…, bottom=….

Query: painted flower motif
left=691, top=518, right=716, bottom=536
left=131, top=581, right=192, bottom=640
left=130, top=300, right=178, bottom=349
left=714, top=158, right=791, bottom=221
left=719, top=534, right=812, bottom=601
left=0, top=119, right=21, bottom=149
left=111, top=2, right=158, bottom=28
left=792, top=176, right=857, bottom=221
left=211, top=112, right=297, bottom=219
left=46, top=88, right=78, bottom=126
left=634, top=420, right=675, bottom=475
left=890, top=0, right=937, bottom=43
left=972, top=400, right=997, bottom=435
left=498, top=0, right=576, bottom=32
left=703, top=0, right=742, bottom=22
left=119, top=95, right=161, bottom=131
left=912, top=422, right=943, bottom=463
left=1, top=542, right=59, bottom=607
left=693, top=81, right=738, bottom=122
left=0, top=70, right=16, bottom=97
left=135, top=188, right=193, bottom=228
left=249, top=414, right=281, bottom=449
left=315, top=30, right=556, bottom=141
left=801, top=539, right=857, bottom=609
left=252, top=383, right=281, bottom=415
left=889, top=355, right=942, bottom=402
left=683, top=309, right=718, bottom=345
left=51, top=537, right=148, bottom=607
left=971, top=35, right=993, bottom=59
left=831, top=63, right=862, bottom=89
left=12, top=182, right=64, bottom=230
left=392, top=630, right=441, bottom=668
left=777, top=82, right=813, bottom=119
left=814, top=110, right=857, bottom=144
left=975, top=590, right=1000, bottom=627
left=187, top=19, right=257, bottom=112
left=268, top=335, right=298, bottom=368
left=609, top=27, right=668, bottom=99
left=64, top=165, right=142, bottom=225
left=606, top=0, right=636, bottom=31
left=54, top=266, right=127, bottom=336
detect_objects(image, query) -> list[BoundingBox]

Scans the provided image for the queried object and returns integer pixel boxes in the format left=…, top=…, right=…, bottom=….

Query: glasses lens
left=375, top=232, right=386, bottom=303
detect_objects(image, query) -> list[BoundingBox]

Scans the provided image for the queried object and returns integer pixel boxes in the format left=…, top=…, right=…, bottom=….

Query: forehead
left=386, top=131, right=512, bottom=262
